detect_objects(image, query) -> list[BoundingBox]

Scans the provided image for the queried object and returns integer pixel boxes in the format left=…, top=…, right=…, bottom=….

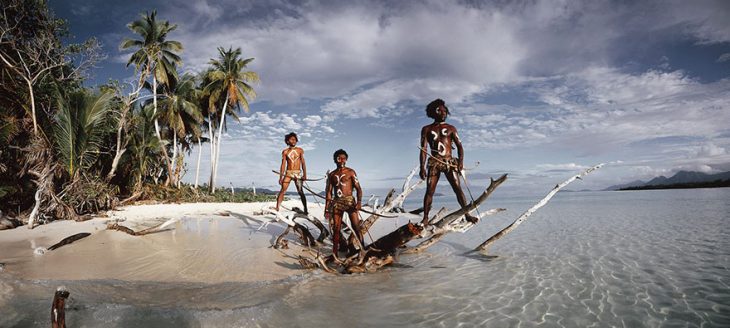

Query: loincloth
left=285, top=170, right=302, bottom=179
left=332, top=195, right=356, bottom=212
left=428, top=156, right=459, bottom=173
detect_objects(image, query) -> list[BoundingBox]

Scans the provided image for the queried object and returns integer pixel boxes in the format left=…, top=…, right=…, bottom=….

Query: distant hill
left=605, top=170, right=730, bottom=191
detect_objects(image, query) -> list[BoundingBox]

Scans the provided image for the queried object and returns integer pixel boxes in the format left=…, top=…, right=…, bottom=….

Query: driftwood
left=475, top=164, right=604, bottom=252
left=51, top=286, right=69, bottom=328
left=0, top=211, right=22, bottom=230
left=47, top=233, right=91, bottom=251
left=262, top=207, right=318, bottom=248
left=292, top=164, right=601, bottom=274
left=361, top=166, right=424, bottom=233
left=106, top=217, right=179, bottom=236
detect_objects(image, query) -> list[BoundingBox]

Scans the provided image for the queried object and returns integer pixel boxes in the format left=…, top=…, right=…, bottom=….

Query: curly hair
left=284, top=132, right=298, bottom=145
left=426, top=98, right=449, bottom=119
left=333, top=149, right=348, bottom=163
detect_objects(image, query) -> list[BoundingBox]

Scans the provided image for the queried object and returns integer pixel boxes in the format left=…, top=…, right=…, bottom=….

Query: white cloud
left=694, top=142, right=727, bottom=157
left=535, top=163, right=589, bottom=172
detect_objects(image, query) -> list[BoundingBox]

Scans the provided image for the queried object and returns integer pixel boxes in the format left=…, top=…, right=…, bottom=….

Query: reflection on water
left=2, top=189, right=729, bottom=327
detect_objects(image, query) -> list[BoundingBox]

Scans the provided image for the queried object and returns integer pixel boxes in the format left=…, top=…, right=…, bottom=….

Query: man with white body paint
left=324, top=149, right=364, bottom=260
left=419, top=98, right=478, bottom=226
left=276, top=132, right=308, bottom=213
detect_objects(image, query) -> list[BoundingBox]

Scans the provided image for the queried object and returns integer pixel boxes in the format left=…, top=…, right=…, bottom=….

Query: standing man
left=276, top=132, right=308, bottom=214
left=324, top=149, right=365, bottom=260
left=419, top=99, right=478, bottom=226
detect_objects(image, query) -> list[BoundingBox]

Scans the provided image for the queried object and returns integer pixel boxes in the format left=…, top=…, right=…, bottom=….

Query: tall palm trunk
left=208, top=114, right=215, bottom=191
left=151, top=72, right=174, bottom=186
left=211, top=94, right=229, bottom=192
left=194, top=137, right=202, bottom=189
left=152, top=73, right=161, bottom=139
left=172, top=132, right=178, bottom=186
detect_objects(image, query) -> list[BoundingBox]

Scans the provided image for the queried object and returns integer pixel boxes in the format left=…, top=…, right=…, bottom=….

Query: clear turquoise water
left=1, top=188, right=729, bottom=327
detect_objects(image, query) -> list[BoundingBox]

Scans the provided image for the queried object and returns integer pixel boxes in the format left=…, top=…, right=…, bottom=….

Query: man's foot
left=465, top=214, right=479, bottom=224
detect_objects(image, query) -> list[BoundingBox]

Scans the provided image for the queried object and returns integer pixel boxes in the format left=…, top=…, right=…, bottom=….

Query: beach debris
left=0, top=263, right=5, bottom=272
left=51, top=286, right=69, bottom=328
left=34, top=247, right=47, bottom=255
left=475, top=163, right=604, bottom=252
left=296, top=164, right=603, bottom=274
left=107, top=217, right=179, bottom=236
left=47, top=233, right=92, bottom=251
left=0, top=213, right=22, bottom=230
left=262, top=207, right=317, bottom=248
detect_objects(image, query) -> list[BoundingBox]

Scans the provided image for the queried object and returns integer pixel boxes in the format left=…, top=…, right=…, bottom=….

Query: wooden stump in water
left=51, top=287, right=69, bottom=328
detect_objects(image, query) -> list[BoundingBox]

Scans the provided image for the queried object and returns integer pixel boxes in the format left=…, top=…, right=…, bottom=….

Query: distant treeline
left=619, top=179, right=730, bottom=191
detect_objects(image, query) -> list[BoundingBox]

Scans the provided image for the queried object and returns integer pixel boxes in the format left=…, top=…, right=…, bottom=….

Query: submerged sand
left=0, top=200, right=411, bottom=284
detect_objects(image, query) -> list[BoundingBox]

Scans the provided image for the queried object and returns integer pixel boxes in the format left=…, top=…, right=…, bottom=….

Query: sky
left=49, top=0, right=730, bottom=194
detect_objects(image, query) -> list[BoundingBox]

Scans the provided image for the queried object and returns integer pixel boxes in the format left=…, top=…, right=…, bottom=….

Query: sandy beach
left=0, top=200, right=411, bottom=285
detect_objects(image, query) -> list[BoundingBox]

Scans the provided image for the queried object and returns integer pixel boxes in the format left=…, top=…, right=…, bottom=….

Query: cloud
left=535, top=163, right=589, bottom=172
left=454, top=67, right=730, bottom=154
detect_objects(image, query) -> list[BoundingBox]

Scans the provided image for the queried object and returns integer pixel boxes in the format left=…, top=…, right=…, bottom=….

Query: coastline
left=0, top=200, right=338, bottom=284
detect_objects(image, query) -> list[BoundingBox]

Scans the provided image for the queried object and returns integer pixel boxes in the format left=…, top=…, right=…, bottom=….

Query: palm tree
left=203, top=47, right=259, bottom=192
left=158, top=73, right=203, bottom=187
left=129, top=104, right=162, bottom=190
left=53, top=91, right=114, bottom=180
left=120, top=10, right=182, bottom=141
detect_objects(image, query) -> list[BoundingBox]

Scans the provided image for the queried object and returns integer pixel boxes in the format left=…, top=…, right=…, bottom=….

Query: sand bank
left=0, top=200, right=413, bottom=284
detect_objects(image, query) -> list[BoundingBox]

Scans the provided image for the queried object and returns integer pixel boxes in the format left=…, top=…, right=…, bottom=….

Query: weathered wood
left=403, top=208, right=505, bottom=254
left=429, top=174, right=508, bottom=231
left=475, top=164, right=603, bottom=252
left=107, top=218, right=179, bottom=236
left=262, top=207, right=317, bottom=247
left=51, top=287, right=69, bottom=328
left=362, top=166, right=424, bottom=233
left=367, top=222, right=423, bottom=256
left=47, top=233, right=91, bottom=251
left=289, top=206, right=330, bottom=242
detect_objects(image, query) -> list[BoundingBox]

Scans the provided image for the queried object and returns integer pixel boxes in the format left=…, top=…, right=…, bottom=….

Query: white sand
left=0, top=200, right=416, bottom=284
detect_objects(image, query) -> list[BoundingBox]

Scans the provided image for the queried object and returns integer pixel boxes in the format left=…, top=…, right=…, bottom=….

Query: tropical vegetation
left=0, top=0, right=266, bottom=228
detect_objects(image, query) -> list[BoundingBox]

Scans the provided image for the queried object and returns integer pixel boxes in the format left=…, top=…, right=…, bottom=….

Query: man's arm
left=278, top=150, right=287, bottom=185
left=452, top=127, right=464, bottom=172
left=324, top=173, right=332, bottom=219
left=300, top=148, right=307, bottom=180
left=419, top=126, right=428, bottom=180
left=353, top=171, right=363, bottom=210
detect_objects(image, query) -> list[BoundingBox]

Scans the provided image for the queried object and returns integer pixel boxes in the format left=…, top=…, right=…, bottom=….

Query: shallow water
left=1, top=188, right=729, bottom=327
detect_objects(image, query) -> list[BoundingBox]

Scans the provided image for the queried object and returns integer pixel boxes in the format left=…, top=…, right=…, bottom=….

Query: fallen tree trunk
left=107, top=217, right=179, bottom=236
left=475, top=164, right=603, bottom=252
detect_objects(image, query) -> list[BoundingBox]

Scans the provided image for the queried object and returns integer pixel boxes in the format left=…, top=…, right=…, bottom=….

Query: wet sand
left=0, top=200, right=359, bottom=284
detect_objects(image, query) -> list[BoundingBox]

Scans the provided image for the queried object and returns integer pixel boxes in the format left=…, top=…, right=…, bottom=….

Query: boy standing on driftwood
left=276, top=132, right=308, bottom=214
left=324, top=149, right=365, bottom=261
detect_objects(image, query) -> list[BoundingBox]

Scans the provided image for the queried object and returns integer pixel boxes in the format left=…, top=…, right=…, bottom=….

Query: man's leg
left=348, top=210, right=365, bottom=249
left=294, top=178, right=308, bottom=214
left=445, top=170, right=478, bottom=223
left=275, top=176, right=292, bottom=211
left=422, top=169, right=441, bottom=225
left=331, top=211, right=343, bottom=259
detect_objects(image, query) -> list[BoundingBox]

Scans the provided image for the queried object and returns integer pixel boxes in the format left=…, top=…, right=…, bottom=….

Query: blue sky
left=49, top=0, right=730, bottom=194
